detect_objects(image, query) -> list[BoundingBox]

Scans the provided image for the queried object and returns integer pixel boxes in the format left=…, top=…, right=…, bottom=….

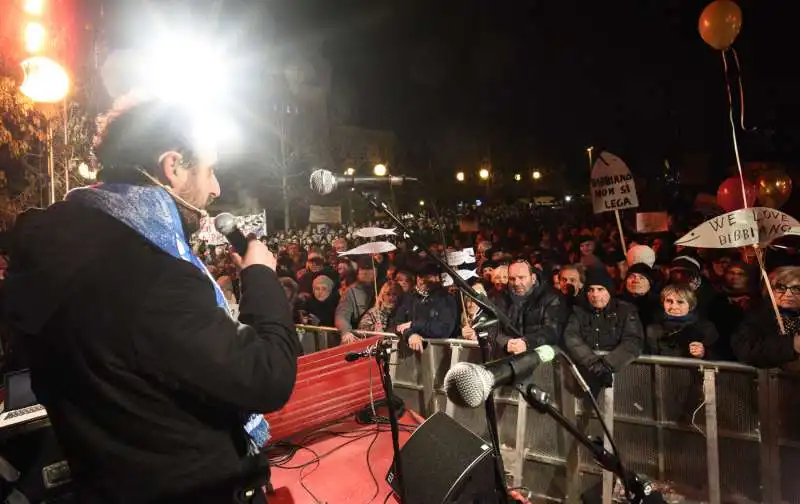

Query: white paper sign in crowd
left=197, top=213, right=266, bottom=245
left=590, top=151, right=639, bottom=214
left=636, top=212, right=669, bottom=233
left=442, top=248, right=478, bottom=287
left=675, top=207, right=800, bottom=248
left=308, top=205, right=342, bottom=224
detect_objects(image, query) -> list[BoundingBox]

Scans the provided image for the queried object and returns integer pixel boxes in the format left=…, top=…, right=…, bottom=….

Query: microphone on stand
left=213, top=213, right=250, bottom=256
left=309, top=169, right=418, bottom=196
left=443, top=345, right=557, bottom=408
left=345, top=347, right=398, bottom=362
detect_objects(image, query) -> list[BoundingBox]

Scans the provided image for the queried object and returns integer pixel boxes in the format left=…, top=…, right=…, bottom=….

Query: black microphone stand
left=516, top=383, right=652, bottom=504
left=343, top=340, right=406, bottom=502
left=374, top=339, right=407, bottom=504
left=355, top=189, right=528, bottom=503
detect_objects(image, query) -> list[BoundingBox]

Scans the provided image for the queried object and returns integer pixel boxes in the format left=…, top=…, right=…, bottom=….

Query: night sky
left=104, top=0, right=798, bottom=193
left=283, top=0, right=796, bottom=186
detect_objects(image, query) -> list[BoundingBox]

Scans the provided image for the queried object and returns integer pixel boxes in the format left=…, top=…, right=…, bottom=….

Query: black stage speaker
left=0, top=423, right=74, bottom=503
left=386, top=412, right=499, bottom=504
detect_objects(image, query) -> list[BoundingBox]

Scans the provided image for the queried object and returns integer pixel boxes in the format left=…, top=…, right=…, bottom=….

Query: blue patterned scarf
left=66, top=183, right=270, bottom=451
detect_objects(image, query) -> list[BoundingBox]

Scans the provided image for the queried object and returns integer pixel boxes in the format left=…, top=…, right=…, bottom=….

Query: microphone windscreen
left=214, top=212, right=237, bottom=234
left=534, top=345, right=556, bottom=363
left=309, top=169, right=337, bottom=196
left=443, top=362, right=494, bottom=408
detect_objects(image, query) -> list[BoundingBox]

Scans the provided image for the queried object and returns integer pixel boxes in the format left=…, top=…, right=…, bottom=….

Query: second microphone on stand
left=309, top=169, right=418, bottom=196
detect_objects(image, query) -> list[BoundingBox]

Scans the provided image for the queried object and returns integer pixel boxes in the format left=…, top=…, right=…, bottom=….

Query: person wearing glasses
left=732, top=266, right=800, bottom=369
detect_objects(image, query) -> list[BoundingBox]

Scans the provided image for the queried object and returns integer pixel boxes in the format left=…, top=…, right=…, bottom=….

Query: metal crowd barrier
left=294, top=325, right=800, bottom=504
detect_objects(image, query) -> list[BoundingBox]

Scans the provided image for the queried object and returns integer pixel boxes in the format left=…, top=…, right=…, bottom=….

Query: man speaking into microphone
left=4, top=96, right=301, bottom=503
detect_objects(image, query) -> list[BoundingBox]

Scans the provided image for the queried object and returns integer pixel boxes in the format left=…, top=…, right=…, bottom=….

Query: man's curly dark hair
left=93, top=93, right=200, bottom=182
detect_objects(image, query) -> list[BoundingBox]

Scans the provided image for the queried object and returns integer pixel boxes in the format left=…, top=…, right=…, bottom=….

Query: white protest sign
left=636, top=212, right=669, bottom=233
left=446, top=248, right=476, bottom=267
left=196, top=213, right=267, bottom=245
left=675, top=207, right=800, bottom=248
left=590, top=151, right=639, bottom=214
left=309, top=205, right=342, bottom=224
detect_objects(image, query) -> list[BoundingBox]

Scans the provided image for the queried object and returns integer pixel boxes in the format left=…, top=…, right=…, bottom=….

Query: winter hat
left=585, top=267, right=614, bottom=293
left=670, top=255, right=702, bottom=276
left=626, top=244, right=656, bottom=268
left=356, top=256, right=374, bottom=270
left=627, top=262, right=655, bottom=288
left=417, top=261, right=442, bottom=277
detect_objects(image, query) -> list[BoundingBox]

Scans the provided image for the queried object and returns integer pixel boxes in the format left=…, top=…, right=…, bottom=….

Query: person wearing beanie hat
left=563, top=267, right=644, bottom=397
left=626, top=244, right=656, bottom=268
left=392, top=260, right=458, bottom=353
left=668, top=254, right=714, bottom=316
left=620, top=262, right=660, bottom=328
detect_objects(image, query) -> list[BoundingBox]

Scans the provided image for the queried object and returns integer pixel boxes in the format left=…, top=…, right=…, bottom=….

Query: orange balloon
left=756, top=169, right=793, bottom=209
left=698, top=0, right=743, bottom=50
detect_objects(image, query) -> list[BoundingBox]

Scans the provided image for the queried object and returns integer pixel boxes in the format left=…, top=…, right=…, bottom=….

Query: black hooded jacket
left=492, top=270, right=566, bottom=353
left=563, top=297, right=644, bottom=371
left=3, top=202, right=301, bottom=504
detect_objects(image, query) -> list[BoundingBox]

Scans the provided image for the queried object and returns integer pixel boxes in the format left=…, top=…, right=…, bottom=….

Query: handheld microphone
left=309, top=169, right=418, bottom=196
left=213, top=213, right=250, bottom=256
left=344, top=347, right=397, bottom=362
left=443, top=345, right=557, bottom=408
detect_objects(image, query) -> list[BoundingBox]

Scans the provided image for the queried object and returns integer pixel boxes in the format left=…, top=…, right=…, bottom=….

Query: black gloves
left=588, top=358, right=614, bottom=388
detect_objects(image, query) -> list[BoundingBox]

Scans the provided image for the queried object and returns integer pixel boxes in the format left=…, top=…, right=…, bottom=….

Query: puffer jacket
left=563, top=297, right=644, bottom=371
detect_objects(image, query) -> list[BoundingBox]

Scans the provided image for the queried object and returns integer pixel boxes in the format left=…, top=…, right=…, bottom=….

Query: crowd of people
left=198, top=203, right=800, bottom=394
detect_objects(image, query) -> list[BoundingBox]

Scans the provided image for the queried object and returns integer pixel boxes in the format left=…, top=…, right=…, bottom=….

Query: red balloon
left=717, top=176, right=756, bottom=212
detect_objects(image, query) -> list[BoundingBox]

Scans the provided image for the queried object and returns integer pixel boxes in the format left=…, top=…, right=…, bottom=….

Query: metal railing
left=294, top=325, right=800, bottom=504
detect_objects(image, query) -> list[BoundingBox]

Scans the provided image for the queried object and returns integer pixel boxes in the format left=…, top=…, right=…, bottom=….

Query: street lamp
left=532, top=170, right=541, bottom=180
left=565, top=195, right=573, bottom=202
left=78, top=162, right=96, bottom=181
left=24, top=22, right=46, bottom=53
left=24, top=0, right=44, bottom=15
left=479, top=168, right=490, bottom=180
left=514, top=173, right=521, bottom=181
left=344, top=167, right=355, bottom=176
left=419, top=200, right=425, bottom=207
left=20, top=57, right=70, bottom=205
left=373, top=163, right=387, bottom=176
left=456, top=171, right=465, bottom=182
left=586, top=146, right=594, bottom=172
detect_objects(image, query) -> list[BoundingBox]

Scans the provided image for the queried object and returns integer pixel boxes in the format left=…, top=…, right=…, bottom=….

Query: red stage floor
left=268, top=411, right=424, bottom=504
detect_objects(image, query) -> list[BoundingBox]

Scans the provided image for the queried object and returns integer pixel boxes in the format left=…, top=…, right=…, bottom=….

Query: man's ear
left=157, top=151, right=186, bottom=188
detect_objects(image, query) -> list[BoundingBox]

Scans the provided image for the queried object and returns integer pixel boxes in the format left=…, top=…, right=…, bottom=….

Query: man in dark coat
left=3, top=98, right=301, bottom=503
left=563, top=267, right=644, bottom=395
left=393, top=262, right=458, bottom=352
left=493, top=260, right=566, bottom=355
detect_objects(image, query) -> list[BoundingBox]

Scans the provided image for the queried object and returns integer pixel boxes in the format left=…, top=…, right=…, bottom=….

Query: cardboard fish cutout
left=353, top=227, right=396, bottom=238
left=675, top=207, right=799, bottom=248
left=338, top=241, right=397, bottom=256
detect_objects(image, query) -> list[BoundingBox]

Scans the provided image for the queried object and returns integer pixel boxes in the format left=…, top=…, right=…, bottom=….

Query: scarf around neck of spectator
left=779, top=308, right=800, bottom=337
left=66, top=183, right=270, bottom=452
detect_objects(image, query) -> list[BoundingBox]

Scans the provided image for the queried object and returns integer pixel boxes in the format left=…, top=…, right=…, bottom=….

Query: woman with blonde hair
left=645, top=284, right=718, bottom=359
left=358, top=281, right=402, bottom=333
left=732, top=266, right=800, bottom=368
left=459, top=283, right=489, bottom=341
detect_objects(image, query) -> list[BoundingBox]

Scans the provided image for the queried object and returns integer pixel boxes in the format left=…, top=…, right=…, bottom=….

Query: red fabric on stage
left=268, top=411, right=424, bottom=504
